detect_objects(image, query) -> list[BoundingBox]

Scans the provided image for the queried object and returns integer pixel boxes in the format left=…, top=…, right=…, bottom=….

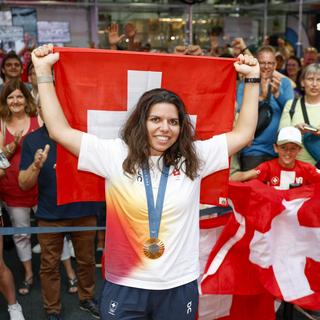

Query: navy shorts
left=99, top=280, right=199, bottom=320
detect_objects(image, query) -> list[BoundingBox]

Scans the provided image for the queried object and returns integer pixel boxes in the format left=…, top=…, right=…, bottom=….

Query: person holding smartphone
left=279, top=63, right=320, bottom=166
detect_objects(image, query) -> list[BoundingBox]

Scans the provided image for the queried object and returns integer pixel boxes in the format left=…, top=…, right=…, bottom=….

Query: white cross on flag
left=200, top=180, right=320, bottom=312
left=53, top=48, right=236, bottom=205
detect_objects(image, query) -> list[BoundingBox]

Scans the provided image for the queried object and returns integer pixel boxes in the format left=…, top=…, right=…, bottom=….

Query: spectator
left=106, top=22, right=140, bottom=51
left=20, top=50, right=32, bottom=83
left=237, top=45, right=294, bottom=170
left=105, top=23, right=125, bottom=51
left=19, top=104, right=102, bottom=319
left=0, top=234, right=25, bottom=320
left=0, top=79, right=40, bottom=295
left=263, top=34, right=293, bottom=60
left=302, top=47, right=318, bottom=67
left=27, top=62, right=43, bottom=126
left=283, top=56, right=303, bottom=97
left=208, top=26, right=225, bottom=57
left=0, top=51, right=23, bottom=92
left=279, top=63, right=320, bottom=166
left=32, top=44, right=259, bottom=320
left=231, top=37, right=251, bottom=57
left=230, top=126, right=320, bottom=188
left=0, top=155, right=25, bottom=320
left=174, top=45, right=203, bottom=56
left=275, top=52, right=285, bottom=73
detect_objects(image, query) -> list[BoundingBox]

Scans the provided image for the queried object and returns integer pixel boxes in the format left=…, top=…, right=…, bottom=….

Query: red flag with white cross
left=200, top=180, right=320, bottom=312
left=53, top=48, right=236, bottom=205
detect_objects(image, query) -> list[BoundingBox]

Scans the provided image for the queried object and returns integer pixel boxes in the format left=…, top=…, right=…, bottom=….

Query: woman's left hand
left=234, top=54, right=260, bottom=77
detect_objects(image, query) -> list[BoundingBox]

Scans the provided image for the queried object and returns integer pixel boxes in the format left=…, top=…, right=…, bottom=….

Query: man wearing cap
left=230, top=126, right=320, bottom=189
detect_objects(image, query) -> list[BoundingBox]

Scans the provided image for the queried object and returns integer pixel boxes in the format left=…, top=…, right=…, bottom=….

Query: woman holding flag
left=32, top=44, right=259, bottom=320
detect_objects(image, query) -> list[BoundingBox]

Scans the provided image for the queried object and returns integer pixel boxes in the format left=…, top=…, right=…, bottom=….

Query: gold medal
left=143, top=238, right=165, bottom=259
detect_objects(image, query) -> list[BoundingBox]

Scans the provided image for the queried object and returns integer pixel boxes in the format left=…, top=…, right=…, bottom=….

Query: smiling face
left=274, top=142, right=301, bottom=169
left=2, top=58, right=22, bottom=81
left=258, top=51, right=276, bottom=80
left=286, top=58, right=300, bottom=78
left=146, top=102, right=180, bottom=156
left=7, top=89, right=26, bottom=115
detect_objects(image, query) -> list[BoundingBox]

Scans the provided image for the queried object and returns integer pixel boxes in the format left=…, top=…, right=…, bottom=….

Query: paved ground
left=0, top=235, right=311, bottom=320
left=0, top=235, right=103, bottom=320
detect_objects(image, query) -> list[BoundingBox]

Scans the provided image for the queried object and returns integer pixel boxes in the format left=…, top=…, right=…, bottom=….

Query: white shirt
left=78, top=133, right=228, bottom=289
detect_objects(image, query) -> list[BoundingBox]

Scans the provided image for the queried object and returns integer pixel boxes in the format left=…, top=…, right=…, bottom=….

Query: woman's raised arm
left=226, top=54, right=260, bottom=156
left=32, top=44, right=83, bottom=157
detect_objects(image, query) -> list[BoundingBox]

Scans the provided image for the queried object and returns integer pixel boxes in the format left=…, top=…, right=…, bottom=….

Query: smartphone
left=303, top=124, right=318, bottom=133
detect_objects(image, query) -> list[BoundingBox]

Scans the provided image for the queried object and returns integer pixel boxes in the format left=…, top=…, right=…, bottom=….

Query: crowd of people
left=0, top=23, right=319, bottom=320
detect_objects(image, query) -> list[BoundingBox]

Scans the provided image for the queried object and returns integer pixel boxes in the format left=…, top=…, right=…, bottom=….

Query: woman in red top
left=0, top=79, right=40, bottom=295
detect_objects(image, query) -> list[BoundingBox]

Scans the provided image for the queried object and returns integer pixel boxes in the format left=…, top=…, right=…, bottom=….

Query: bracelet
left=244, top=77, right=261, bottom=83
left=241, top=47, right=249, bottom=54
left=37, top=75, right=54, bottom=84
left=5, top=144, right=13, bottom=154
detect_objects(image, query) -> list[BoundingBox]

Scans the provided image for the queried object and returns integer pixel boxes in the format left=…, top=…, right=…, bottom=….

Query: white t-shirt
left=78, top=133, right=228, bottom=290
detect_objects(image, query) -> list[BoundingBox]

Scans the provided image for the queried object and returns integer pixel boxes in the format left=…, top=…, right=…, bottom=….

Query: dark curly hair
left=0, top=79, right=37, bottom=120
left=121, top=88, right=200, bottom=180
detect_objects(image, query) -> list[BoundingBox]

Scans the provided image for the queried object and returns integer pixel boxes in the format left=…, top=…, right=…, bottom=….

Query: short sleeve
left=195, top=133, right=229, bottom=178
left=255, top=161, right=273, bottom=183
left=78, top=133, right=125, bottom=179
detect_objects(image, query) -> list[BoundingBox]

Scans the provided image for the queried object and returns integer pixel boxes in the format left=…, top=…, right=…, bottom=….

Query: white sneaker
left=32, top=243, right=41, bottom=254
left=8, top=302, right=25, bottom=320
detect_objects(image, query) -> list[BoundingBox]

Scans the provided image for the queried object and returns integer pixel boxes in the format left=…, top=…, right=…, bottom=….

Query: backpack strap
left=300, top=95, right=310, bottom=125
left=266, top=83, right=272, bottom=102
left=289, top=98, right=299, bottom=120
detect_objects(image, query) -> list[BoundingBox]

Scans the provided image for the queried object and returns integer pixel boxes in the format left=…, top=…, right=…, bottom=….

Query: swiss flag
left=200, top=180, right=320, bottom=312
left=53, top=48, right=236, bottom=205
left=199, top=206, right=275, bottom=319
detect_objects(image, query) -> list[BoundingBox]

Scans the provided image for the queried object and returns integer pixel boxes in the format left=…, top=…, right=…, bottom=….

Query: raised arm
left=19, top=144, right=50, bottom=190
left=106, top=23, right=125, bottom=50
left=226, top=54, right=260, bottom=156
left=31, top=44, right=83, bottom=157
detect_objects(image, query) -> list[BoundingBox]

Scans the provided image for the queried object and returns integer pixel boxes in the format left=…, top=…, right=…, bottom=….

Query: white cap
left=277, top=126, right=302, bottom=147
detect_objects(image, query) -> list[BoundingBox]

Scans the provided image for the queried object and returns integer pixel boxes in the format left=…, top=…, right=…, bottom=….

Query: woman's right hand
left=13, top=130, right=23, bottom=146
left=31, top=44, right=60, bottom=75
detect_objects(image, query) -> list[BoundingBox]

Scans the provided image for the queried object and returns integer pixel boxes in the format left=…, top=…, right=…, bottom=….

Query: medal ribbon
left=142, top=164, right=169, bottom=239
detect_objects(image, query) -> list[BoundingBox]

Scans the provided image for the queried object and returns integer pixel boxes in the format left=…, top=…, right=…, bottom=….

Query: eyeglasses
left=259, top=61, right=276, bottom=67
left=305, top=77, right=320, bottom=84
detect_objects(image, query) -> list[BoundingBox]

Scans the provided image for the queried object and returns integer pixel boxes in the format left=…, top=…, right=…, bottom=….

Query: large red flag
left=53, top=48, right=236, bottom=205
left=198, top=206, right=275, bottom=319
left=200, top=180, right=320, bottom=311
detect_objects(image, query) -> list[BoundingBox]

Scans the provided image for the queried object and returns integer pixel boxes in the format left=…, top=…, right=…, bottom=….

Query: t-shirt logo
left=271, top=176, right=279, bottom=185
left=137, top=170, right=143, bottom=182
left=172, top=168, right=180, bottom=176
left=296, top=177, right=303, bottom=184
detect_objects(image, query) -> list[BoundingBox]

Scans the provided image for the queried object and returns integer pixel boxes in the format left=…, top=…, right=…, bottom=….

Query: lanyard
left=142, top=164, right=169, bottom=239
